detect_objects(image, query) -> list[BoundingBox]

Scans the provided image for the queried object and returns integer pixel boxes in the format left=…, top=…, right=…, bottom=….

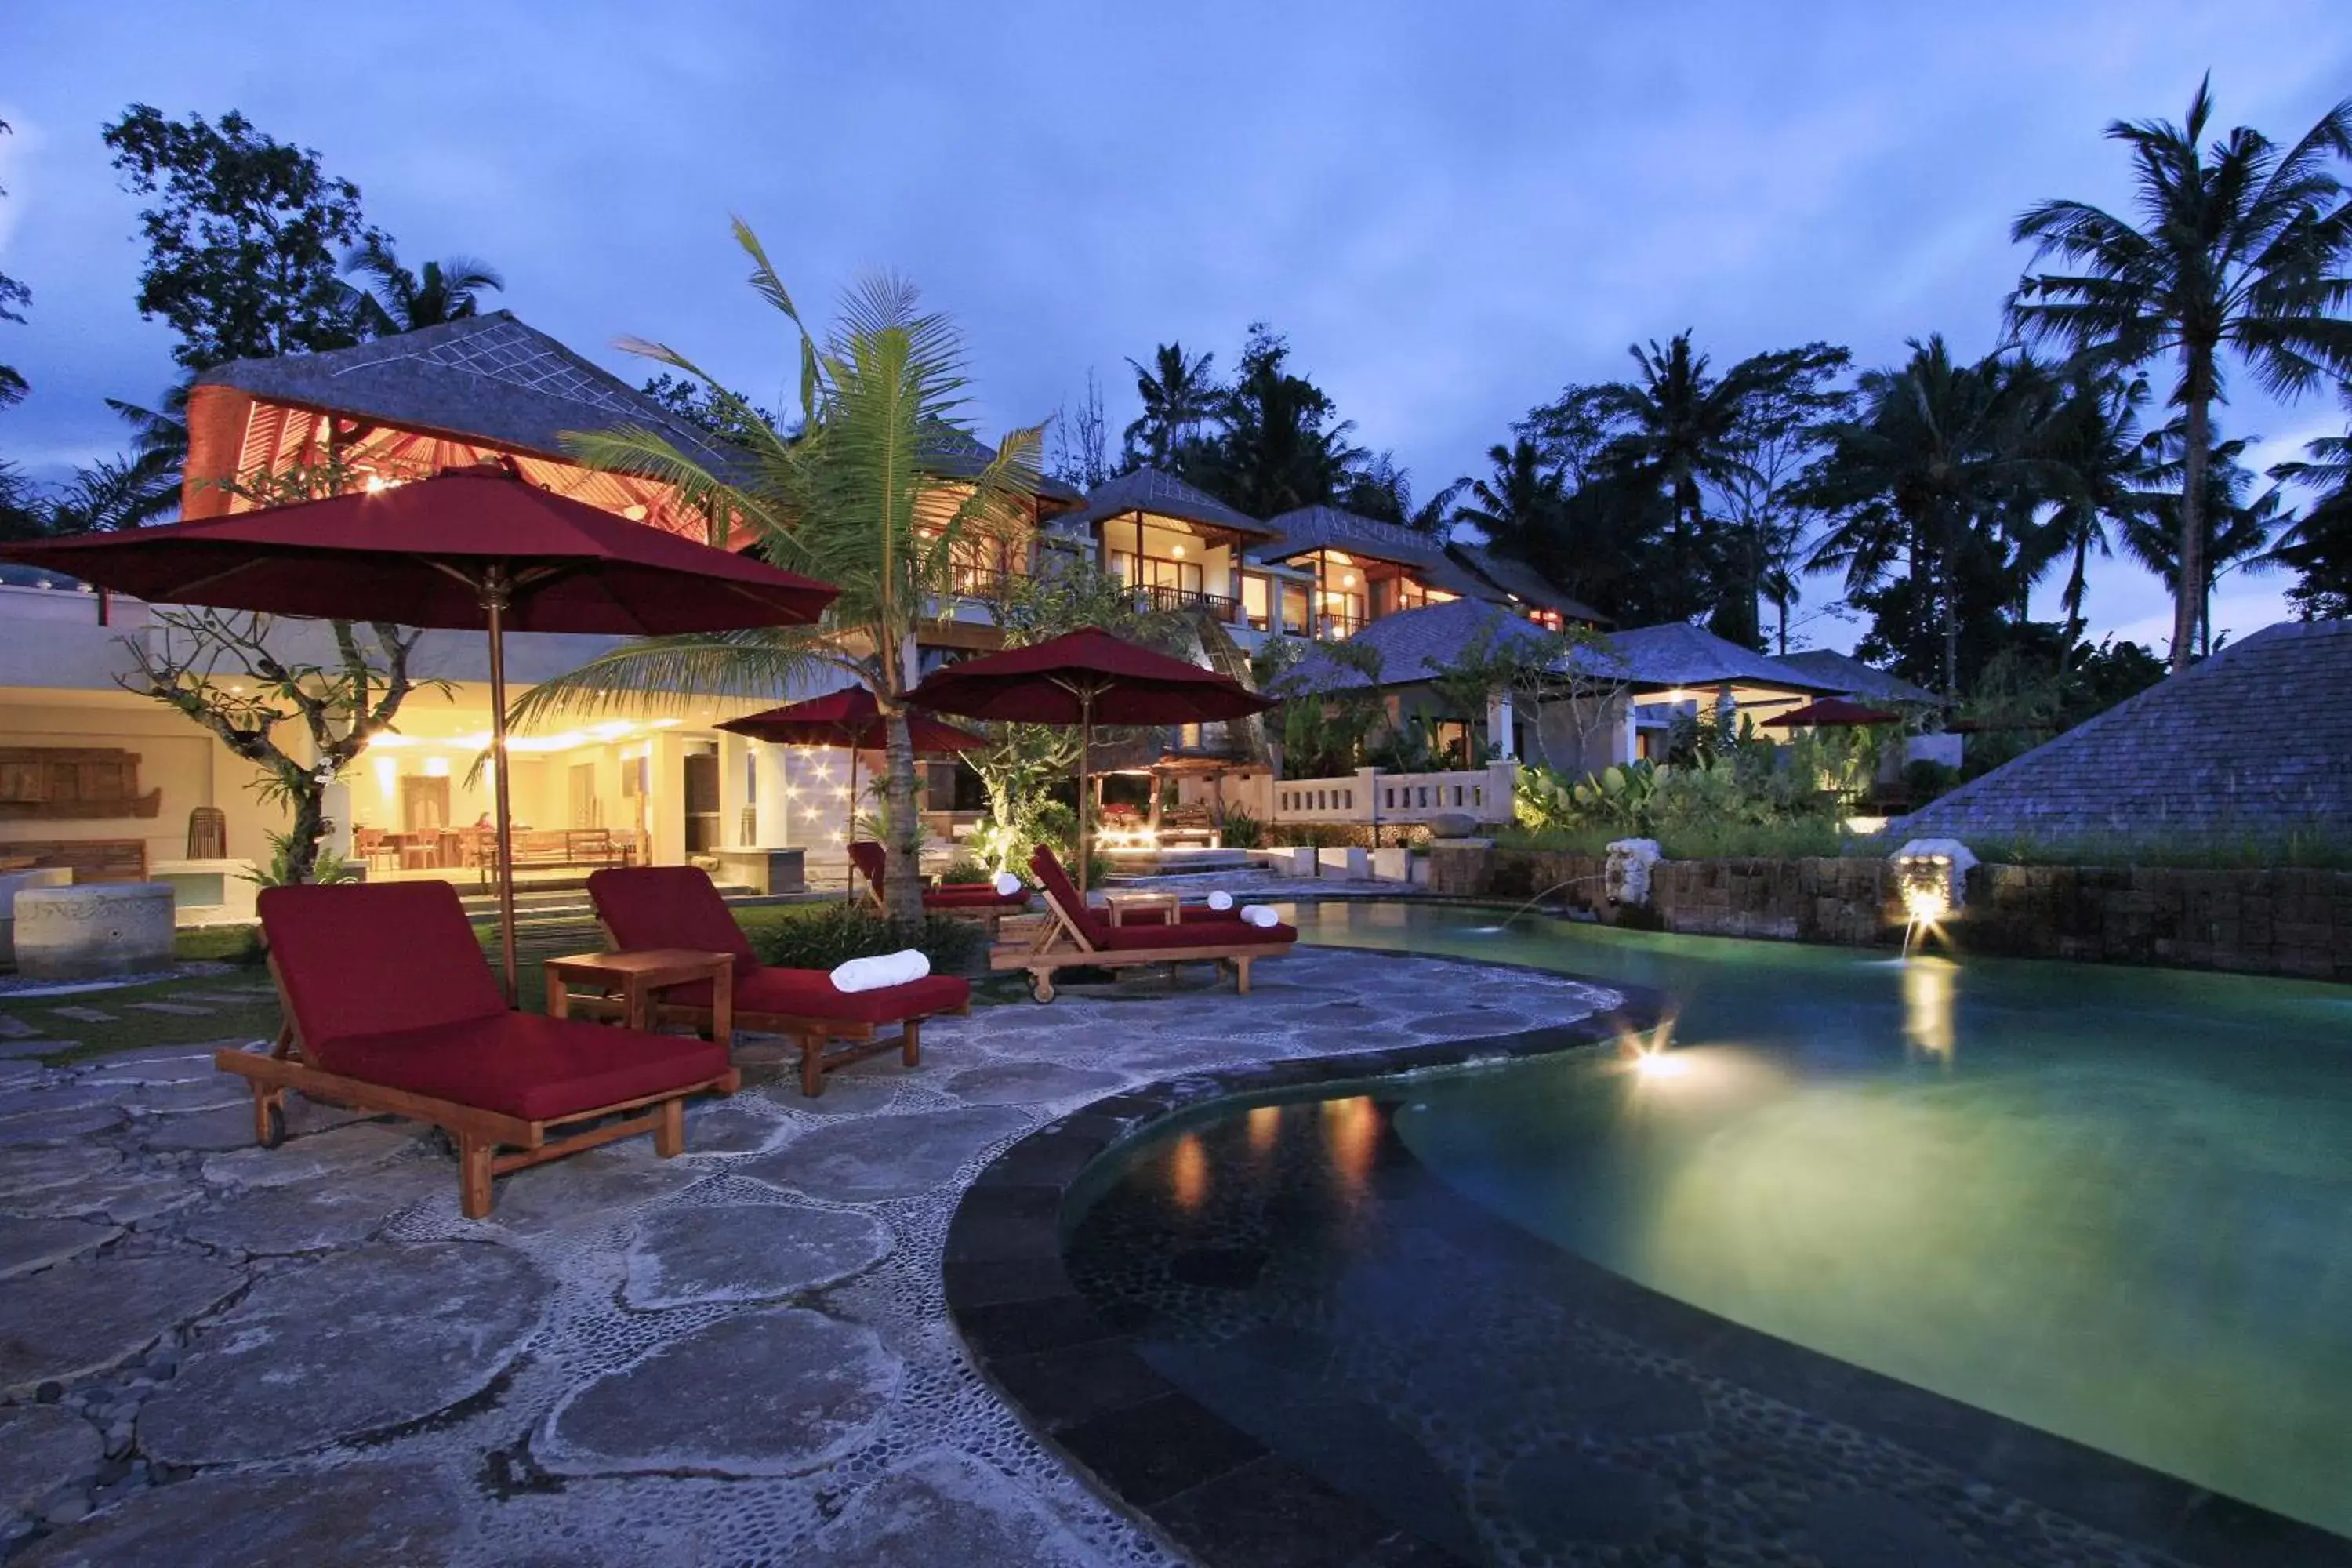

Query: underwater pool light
left=1632, top=1049, right=1690, bottom=1080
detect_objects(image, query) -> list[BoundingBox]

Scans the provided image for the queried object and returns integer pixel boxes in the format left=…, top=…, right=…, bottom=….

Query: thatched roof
left=1072, top=468, right=1274, bottom=539
left=1896, top=619, right=2352, bottom=845
left=1771, top=648, right=1939, bottom=706
left=1283, top=603, right=1846, bottom=699
left=1443, top=542, right=1609, bottom=626
left=195, top=312, right=748, bottom=478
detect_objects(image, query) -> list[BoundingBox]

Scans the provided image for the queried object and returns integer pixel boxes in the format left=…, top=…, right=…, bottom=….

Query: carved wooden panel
left=0, top=749, right=164, bottom=821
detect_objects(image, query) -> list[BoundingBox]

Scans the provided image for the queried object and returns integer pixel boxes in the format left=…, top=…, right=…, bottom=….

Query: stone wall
left=1962, top=864, right=2352, bottom=982
left=1427, top=844, right=2352, bottom=982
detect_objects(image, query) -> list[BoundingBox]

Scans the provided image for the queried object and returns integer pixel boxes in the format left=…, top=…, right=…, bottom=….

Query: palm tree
left=2270, top=382, right=2352, bottom=618
left=1593, top=332, right=1754, bottom=638
left=2009, top=78, right=2352, bottom=672
left=1804, top=337, right=2049, bottom=698
left=1189, top=325, right=1367, bottom=517
left=510, top=222, right=1044, bottom=931
left=2026, top=372, right=2160, bottom=662
left=1455, top=438, right=1564, bottom=561
left=342, top=238, right=505, bottom=336
left=1121, top=343, right=1219, bottom=468
left=2123, top=428, right=2283, bottom=656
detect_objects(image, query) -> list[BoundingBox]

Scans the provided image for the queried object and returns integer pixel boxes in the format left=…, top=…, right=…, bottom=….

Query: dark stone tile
left=978, top=1134, right=1104, bottom=1188
left=1056, top=1392, right=1266, bottom=1509
left=954, top=1291, right=1120, bottom=1360
left=1801, top=1490, right=1983, bottom=1568
left=941, top=1256, right=1073, bottom=1309
left=1499, top=1447, right=1661, bottom=1549
left=1153, top=1455, right=1454, bottom=1568
left=986, top=1338, right=1176, bottom=1431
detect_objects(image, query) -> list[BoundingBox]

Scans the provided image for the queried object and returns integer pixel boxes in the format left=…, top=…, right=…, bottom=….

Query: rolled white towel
left=831, top=948, right=932, bottom=993
left=1237, top=904, right=1279, bottom=929
left=1206, top=889, right=1234, bottom=912
left=993, top=870, right=1023, bottom=897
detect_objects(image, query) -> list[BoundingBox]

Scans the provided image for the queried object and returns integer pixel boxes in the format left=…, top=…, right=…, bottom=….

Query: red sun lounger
left=989, top=846, right=1296, bottom=1003
left=847, top=840, right=1029, bottom=927
left=216, top=880, right=739, bottom=1219
left=586, top=866, right=971, bottom=1097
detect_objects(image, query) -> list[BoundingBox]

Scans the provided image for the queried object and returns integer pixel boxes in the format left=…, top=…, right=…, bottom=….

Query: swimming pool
left=1063, top=904, right=2352, bottom=1559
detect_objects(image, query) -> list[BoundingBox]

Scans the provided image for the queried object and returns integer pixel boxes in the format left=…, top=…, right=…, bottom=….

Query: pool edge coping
left=942, top=944, right=2352, bottom=1568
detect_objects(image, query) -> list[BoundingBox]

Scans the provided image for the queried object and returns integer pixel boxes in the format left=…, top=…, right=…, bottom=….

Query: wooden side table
left=1098, top=890, right=1181, bottom=927
left=545, top=949, right=734, bottom=1052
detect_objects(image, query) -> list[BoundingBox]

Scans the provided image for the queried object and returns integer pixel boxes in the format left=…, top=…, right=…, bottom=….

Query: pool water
left=1067, top=904, right=2352, bottom=1551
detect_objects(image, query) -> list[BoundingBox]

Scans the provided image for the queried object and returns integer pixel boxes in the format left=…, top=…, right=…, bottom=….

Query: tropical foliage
left=2008, top=77, right=2352, bottom=670
left=514, top=222, right=1044, bottom=932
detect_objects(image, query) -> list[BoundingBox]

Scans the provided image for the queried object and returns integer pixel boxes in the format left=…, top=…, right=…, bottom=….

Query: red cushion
left=924, top=887, right=1026, bottom=909
left=1094, top=920, right=1297, bottom=951
left=259, top=883, right=505, bottom=1049
left=310, top=1012, right=732, bottom=1123
left=1029, top=846, right=1109, bottom=943
left=1179, top=903, right=1258, bottom=923
left=586, top=866, right=757, bottom=964
left=664, top=966, right=971, bottom=1025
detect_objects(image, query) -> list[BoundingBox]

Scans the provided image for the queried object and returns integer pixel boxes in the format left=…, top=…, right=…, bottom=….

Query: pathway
left=0, top=947, right=1616, bottom=1566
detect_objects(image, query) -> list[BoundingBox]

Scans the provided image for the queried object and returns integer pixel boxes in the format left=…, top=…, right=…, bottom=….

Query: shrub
left=1219, top=805, right=1264, bottom=850
left=739, top=902, right=985, bottom=974
left=1901, top=758, right=1961, bottom=804
left=938, top=857, right=994, bottom=884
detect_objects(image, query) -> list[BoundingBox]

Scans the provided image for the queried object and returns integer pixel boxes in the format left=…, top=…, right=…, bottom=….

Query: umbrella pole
left=483, top=570, right=520, bottom=1005
left=845, top=746, right=860, bottom=899
left=1077, top=688, right=1094, bottom=895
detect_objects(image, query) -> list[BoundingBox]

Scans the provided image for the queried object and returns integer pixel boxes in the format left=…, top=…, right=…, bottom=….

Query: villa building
left=1, top=309, right=1932, bottom=909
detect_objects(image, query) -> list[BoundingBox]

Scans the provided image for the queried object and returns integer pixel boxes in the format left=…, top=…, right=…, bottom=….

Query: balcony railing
left=1127, top=581, right=1243, bottom=621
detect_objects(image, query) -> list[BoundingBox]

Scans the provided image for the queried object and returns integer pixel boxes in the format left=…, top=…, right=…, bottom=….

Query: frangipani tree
left=513, top=222, right=1044, bottom=931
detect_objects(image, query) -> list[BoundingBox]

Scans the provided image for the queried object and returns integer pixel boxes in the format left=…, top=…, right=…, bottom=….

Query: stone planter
left=0, top=867, right=75, bottom=970
left=13, top=881, right=176, bottom=981
left=1370, top=846, right=1412, bottom=883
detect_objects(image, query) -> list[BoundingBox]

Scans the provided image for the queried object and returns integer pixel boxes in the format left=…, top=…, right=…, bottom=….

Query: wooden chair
left=214, top=881, right=739, bottom=1219
left=586, top=866, right=972, bottom=1098
left=993, top=847, right=1296, bottom=1004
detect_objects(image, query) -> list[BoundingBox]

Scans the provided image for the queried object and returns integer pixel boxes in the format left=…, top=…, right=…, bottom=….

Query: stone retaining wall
left=1427, top=844, right=2351, bottom=982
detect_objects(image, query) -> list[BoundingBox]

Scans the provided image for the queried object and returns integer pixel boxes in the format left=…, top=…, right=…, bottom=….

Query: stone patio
left=0, top=946, right=1616, bottom=1566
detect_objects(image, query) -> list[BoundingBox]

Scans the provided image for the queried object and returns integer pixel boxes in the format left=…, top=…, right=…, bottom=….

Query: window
left=1241, top=573, right=1271, bottom=630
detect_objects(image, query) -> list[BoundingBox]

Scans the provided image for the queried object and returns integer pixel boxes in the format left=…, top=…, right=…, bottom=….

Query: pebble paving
left=0, top=949, right=1614, bottom=1564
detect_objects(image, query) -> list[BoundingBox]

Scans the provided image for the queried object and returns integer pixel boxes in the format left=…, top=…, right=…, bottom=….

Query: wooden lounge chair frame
left=990, top=870, right=1294, bottom=1004
left=583, top=916, right=971, bottom=1098
left=215, top=949, right=740, bottom=1219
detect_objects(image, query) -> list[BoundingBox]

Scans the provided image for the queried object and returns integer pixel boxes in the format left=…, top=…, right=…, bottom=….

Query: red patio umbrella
left=0, top=465, right=836, bottom=998
left=718, top=688, right=985, bottom=891
left=1761, top=696, right=1904, bottom=729
left=904, top=627, right=1270, bottom=891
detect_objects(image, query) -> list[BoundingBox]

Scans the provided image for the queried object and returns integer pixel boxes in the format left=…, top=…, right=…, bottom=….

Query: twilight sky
left=3, top=1, right=2347, bottom=653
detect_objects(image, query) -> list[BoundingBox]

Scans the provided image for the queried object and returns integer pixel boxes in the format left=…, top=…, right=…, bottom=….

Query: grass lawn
left=0, top=971, right=281, bottom=1068
left=2, top=899, right=1001, bottom=1069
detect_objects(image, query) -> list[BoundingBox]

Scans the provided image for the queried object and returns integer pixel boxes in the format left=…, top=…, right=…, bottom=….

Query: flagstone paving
left=0, top=946, right=1617, bottom=1564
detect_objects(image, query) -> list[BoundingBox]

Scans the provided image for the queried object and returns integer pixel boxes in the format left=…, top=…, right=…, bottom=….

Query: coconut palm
left=2123, top=428, right=2283, bottom=656
left=2008, top=78, right=2352, bottom=671
left=1455, top=438, right=1565, bottom=561
left=510, top=222, right=1044, bottom=931
left=2269, top=382, right=2352, bottom=618
left=1804, top=337, right=2049, bottom=698
left=2025, top=372, right=2161, bottom=662
left=1592, top=332, right=1753, bottom=633
left=342, top=237, right=504, bottom=336
left=1121, top=342, right=1220, bottom=468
